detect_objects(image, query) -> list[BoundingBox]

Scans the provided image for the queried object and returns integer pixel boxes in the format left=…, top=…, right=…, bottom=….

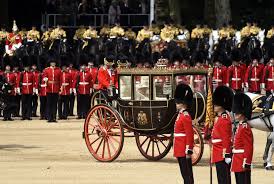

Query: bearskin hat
left=250, top=48, right=262, bottom=60
left=213, top=86, right=234, bottom=111
left=79, top=54, right=88, bottom=66
left=232, top=92, right=253, bottom=120
left=231, top=48, right=242, bottom=62
left=174, top=83, right=193, bottom=107
left=194, top=50, right=206, bottom=64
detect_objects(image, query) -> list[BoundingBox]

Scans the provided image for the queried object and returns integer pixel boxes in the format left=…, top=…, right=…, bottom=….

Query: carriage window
left=119, top=76, right=132, bottom=100
left=153, top=76, right=172, bottom=100
left=175, top=75, right=191, bottom=86
left=134, top=76, right=150, bottom=100
left=191, top=75, right=207, bottom=95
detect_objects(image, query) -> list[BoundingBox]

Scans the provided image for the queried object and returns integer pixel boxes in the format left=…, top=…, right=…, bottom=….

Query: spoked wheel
left=191, top=126, right=204, bottom=165
left=135, top=133, right=173, bottom=161
left=91, top=91, right=108, bottom=106
left=84, top=104, right=124, bottom=162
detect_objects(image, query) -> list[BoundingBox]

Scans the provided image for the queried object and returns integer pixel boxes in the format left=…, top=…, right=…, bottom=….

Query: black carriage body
left=117, top=68, right=208, bottom=135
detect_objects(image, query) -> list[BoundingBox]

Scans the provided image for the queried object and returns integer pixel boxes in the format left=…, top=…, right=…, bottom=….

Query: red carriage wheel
left=191, top=125, right=204, bottom=165
left=91, top=91, right=108, bottom=107
left=84, top=104, right=124, bottom=162
left=135, top=133, right=173, bottom=161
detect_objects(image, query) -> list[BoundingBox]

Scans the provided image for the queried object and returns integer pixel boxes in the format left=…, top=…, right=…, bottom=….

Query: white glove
left=35, top=88, right=38, bottom=95
left=73, top=88, right=77, bottom=95
left=70, top=88, right=72, bottom=94
left=16, top=87, right=20, bottom=94
left=244, top=87, right=248, bottom=92
left=43, top=77, right=48, bottom=82
left=90, top=88, right=93, bottom=94
left=225, top=158, right=231, bottom=164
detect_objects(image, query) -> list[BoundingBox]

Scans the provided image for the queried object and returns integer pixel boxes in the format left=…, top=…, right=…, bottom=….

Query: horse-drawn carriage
left=83, top=66, right=209, bottom=164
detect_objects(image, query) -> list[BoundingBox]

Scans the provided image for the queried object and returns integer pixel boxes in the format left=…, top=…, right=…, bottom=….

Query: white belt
left=212, top=139, right=222, bottom=143
left=213, top=79, right=222, bottom=82
left=194, top=79, right=203, bottom=82
left=267, top=78, right=274, bottom=81
left=232, top=78, right=241, bottom=81
left=174, top=133, right=186, bottom=137
left=22, top=83, right=32, bottom=86
left=41, top=84, right=47, bottom=87
left=250, top=78, right=259, bottom=81
left=232, top=149, right=244, bottom=154
left=79, top=82, right=89, bottom=85
left=62, top=83, right=69, bottom=86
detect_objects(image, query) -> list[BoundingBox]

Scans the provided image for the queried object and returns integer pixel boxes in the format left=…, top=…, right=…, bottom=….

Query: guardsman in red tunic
left=231, top=93, right=253, bottom=184
left=244, top=48, right=264, bottom=93
left=20, top=59, right=35, bottom=120
left=58, top=59, right=72, bottom=120
left=226, top=49, right=245, bottom=92
left=212, top=53, right=227, bottom=91
left=39, top=72, right=47, bottom=120
left=173, top=83, right=194, bottom=184
left=68, top=61, right=78, bottom=116
left=262, top=54, right=274, bottom=96
left=13, top=62, right=21, bottom=117
left=86, top=60, right=98, bottom=109
left=76, top=59, right=93, bottom=119
left=2, top=60, right=16, bottom=121
left=212, top=86, right=234, bottom=184
left=31, top=61, right=40, bottom=117
left=43, top=58, right=62, bottom=122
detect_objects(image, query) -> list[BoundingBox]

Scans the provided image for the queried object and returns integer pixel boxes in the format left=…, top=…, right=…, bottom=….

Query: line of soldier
left=1, top=19, right=274, bottom=54
left=0, top=53, right=118, bottom=122
left=174, top=84, right=254, bottom=184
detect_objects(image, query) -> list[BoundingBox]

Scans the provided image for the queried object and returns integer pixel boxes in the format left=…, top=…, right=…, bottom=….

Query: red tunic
left=5, top=33, right=22, bottom=54
left=59, top=71, right=72, bottom=96
left=212, top=66, right=227, bottom=90
left=86, top=67, right=98, bottom=86
left=226, top=64, right=245, bottom=90
left=39, top=73, right=47, bottom=97
left=3, top=72, right=16, bottom=95
left=262, top=64, right=274, bottom=92
left=43, top=66, right=62, bottom=94
left=97, top=66, right=111, bottom=90
left=20, top=71, right=35, bottom=94
left=244, top=64, right=264, bottom=92
left=211, top=113, right=232, bottom=163
left=231, top=122, right=253, bottom=172
left=173, top=110, right=194, bottom=157
left=32, top=70, right=40, bottom=90
left=68, top=67, right=78, bottom=90
left=77, top=71, right=93, bottom=95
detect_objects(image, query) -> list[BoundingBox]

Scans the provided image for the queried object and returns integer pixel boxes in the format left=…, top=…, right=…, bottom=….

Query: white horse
left=245, top=92, right=274, bottom=170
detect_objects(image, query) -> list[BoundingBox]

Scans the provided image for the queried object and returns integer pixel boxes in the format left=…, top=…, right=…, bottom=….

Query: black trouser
left=235, top=171, right=251, bottom=184
left=215, top=161, right=231, bottom=184
left=47, top=93, right=58, bottom=121
left=32, top=94, right=38, bottom=116
left=40, top=96, right=47, bottom=119
left=58, top=95, right=69, bottom=119
left=177, top=157, right=194, bottom=184
left=77, top=94, right=89, bottom=118
left=3, top=95, right=15, bottom=120
left=21, top=94, right=32, bottom=119
left=14, top=95, right=21, bottom=116
left=69, top=93, right=75, bottom=115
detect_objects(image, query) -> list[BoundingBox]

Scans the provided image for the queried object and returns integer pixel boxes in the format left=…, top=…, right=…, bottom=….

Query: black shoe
left=32, top=114, right=38, bottom=117
left=76, top=116, right=82, bottom=119
left=27, top=118, right=32, bottom=120
left=21, top=118, right=26, bottom=120
left=52, top=119, right=57, bottom=123
left=266, top=166, right=274, bottom=170
left=264, top=162, right=267, bottom=167
left=69, top=113, right=74, bottom=116
left=3, top=118, right=8, bottom=121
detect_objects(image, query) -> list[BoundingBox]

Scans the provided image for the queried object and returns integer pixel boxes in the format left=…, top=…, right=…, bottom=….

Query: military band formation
left=0, top=19, right=273, bottom=183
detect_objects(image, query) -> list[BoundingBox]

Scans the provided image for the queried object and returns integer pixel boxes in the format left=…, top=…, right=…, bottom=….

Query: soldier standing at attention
left=231, top=93, right=254, bottom=184
left=211, top=86, right=234, bottom=184
left=173, top=83, right=194, bottom=184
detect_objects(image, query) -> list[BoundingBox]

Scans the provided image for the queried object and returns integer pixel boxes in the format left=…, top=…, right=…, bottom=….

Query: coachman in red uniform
left=212, top=86, right=234, bottom=184
left=58, top=58, right=72, bottom=120
left=226, top=49, right=245, bottom=92
left=231, top=93, right=253, bottom=184
left=76, top=57, right=93, bottom=119
left=244, top=48, right=264, bottom=93
left=20, top=58, right=36, bottom=120
left=43, top=58, right=62, bottom=122
left=173, top=83, right=194, bottom=184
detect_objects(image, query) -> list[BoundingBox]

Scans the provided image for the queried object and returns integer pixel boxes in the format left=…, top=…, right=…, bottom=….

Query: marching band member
left=19, top=27, right=28, bottom=43
left=244, top=48, right=264, bottom=93
left=109, top=22, right=124, bottom=38
left=250, top=20, right=261, bottom=36
left=212, top=86, right=233, bottom=184
left=202, top=23, right=212, bottom=38
left=99, top=24, right=111, bottom=38
left=262, top=50, right=274, bottom=96
left=124, top=27, right=136, bottom=40
left=212, top=53, right=227, bottom=91
left=160, top=21, right=178, bottom=42
left=5, top=20, right=22, bottom=56
left=58, top=58, right=72, bottom=120
left=27, top=26, right=40, bottom=42
left=231, top=92, right=254, bottom=184
left=76, top=57, right=93, bottom=119
left=266, top=24, right=274, bottom=39
left=83, top=26, right=98, bottom=39
left=20, top=57, right=36, bottom=120
left=68, top=60, right=78, bottom=116
left=177, top=24, right=190, bottom=41
left=226, top=49, right=245, bottom=92
left=173, top=83, right=194, bottom=184
left=227, top=22, right=236, bottom=38
left=149, top=20, right=161, bottom=35
left=41, top=27, right=53, bottom=43
left=191, top=23, right=204, bottom=39
left=0, top=26, right=8, bottom=43
left=50, top=25, right=66, bottom=40
left=136, top=24, right=153, bottom=42
left=43, top=57, right=62, bottom=123
left=218, top=24, right=230, bottom=40
left=73, top=25, right=86, bottom=40
left=240, top=21, right=252, bottom=39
